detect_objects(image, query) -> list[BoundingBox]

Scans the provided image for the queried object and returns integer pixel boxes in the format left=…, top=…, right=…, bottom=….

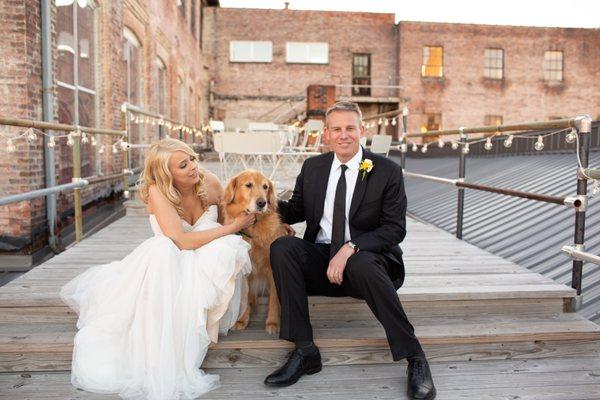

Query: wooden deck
left=1, top=204, right=600, bottom=399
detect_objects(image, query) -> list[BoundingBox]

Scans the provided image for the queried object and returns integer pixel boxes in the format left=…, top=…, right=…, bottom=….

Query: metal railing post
left=571, top=115, right=592, bottom=309
left=456, top=131, right=467, bottom=239
left=72, top=129, right=83, bottom=242
left=400, top=107, right=408, bottom=169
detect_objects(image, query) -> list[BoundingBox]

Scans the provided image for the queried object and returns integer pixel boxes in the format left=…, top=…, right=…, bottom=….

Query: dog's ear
left=222, top=176, right=237, bottom=205
left=267, top=178, right=277, bottom=210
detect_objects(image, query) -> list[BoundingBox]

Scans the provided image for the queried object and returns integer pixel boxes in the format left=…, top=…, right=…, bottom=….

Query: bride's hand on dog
left=231, top=212, right=256, bottom=232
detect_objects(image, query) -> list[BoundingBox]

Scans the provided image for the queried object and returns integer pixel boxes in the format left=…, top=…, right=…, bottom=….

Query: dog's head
left=223, top=170, right=277, bottom=214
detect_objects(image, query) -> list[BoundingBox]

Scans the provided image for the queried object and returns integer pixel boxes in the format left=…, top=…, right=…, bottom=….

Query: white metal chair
left=248, top=122, right=279, bottom=132
left=359, top=136, right=367, bottom=147
left=290, top=119, right=324, bottom=152
left=224, top=118, right=250, bottom=132
left=370, top=134, right=392, bottom=156
left=209, top=120, right=225, bottom=133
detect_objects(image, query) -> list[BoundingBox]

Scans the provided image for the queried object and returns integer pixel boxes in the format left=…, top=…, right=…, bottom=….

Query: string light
left=451, top=141, right=459, bottom=150
left=566, top=128, right=577, bottom=144
left=437, top=138, right=445, bottom=148
left=378, top=118, right=383, bottom=125
left=81, top=132, right=89, bottom=144
left=504, top=134, right=514, bottom=148
left=534, top=135, right=544, bottom=151
left=91, top=136, right=97, bottom=146
left=462, top=142, right=470, bottom=154
left=66, top=133, right=74, bottom=147
left=484, top=137, right=493, bottom=151
left=47, top=135, right=56, bottom=148
left=391, top=118, right=397, bottom=126
left=26, top=128, right=37, bottom=143
left=6, top=138, right=15, bottom=152
left=421, top=143, right=428, bottom=153
left=412, top=143, right=418, bottom=152
left=384, top=118, right=389, bottom=127
left=99, top=144, right=105, bottom=154
left=112, top=144, right=118, bottom=154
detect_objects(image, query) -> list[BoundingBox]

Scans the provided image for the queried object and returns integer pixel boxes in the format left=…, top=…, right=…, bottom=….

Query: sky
left=219, top=0, right=599, bottom=28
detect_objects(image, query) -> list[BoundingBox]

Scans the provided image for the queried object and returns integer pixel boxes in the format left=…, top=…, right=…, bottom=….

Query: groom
left=265, top=101, right=436, bottom=400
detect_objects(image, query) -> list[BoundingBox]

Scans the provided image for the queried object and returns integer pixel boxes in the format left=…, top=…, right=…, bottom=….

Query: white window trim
left=286, top=42, right=329, bottom=64
left=229, top=41, right=273, bottom=63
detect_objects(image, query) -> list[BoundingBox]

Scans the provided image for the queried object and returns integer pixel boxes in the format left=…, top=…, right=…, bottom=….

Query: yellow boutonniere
left=359, top=158, right=374, bottom=181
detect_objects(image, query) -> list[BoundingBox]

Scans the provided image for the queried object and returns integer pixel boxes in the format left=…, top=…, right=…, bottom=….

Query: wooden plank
left=3, top=357, right=600, bottom=400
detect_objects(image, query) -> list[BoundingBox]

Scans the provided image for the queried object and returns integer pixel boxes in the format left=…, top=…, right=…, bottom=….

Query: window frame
left=543, top=50, right=564, bottom=82
left=285, top=42, right=329, bottom=64
left=484, top=48, right=504, bottom=80
left=421, top=46, right=444, bottom=78
left=229, top=41, right=273, bottom=63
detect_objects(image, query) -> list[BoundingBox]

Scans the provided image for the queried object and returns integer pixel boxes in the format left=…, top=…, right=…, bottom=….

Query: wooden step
left=2, top=308, right=599, bottom=373
left=3, top=356, right=600, bottom=400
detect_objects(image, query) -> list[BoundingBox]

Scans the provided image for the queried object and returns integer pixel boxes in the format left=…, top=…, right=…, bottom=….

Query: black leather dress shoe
left=407, top=356, right=436, bottom=400
left=264, top=346, right=322, bottom=387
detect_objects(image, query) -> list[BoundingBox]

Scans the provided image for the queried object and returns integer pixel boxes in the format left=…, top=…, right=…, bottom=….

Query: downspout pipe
left=41, top=0, right=60, bottom=253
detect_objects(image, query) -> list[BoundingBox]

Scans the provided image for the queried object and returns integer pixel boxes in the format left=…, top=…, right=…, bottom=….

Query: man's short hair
left=325, top=101, right=363, bottom=126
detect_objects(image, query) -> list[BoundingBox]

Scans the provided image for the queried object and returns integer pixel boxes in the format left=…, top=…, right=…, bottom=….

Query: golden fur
left=222, top=170, right=287, bottom=334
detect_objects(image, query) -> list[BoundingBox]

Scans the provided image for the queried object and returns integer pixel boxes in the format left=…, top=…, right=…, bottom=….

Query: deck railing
left=0, top=104, right=204, bottom=247
left=394, top=114, right=595, bottom=310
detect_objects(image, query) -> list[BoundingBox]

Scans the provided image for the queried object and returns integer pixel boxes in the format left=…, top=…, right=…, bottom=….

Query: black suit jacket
left=277, top=147, right=407, bottom=288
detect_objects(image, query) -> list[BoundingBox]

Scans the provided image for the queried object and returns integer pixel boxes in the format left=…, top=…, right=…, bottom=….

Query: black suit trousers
left=270, top=235, right=424, bottom=361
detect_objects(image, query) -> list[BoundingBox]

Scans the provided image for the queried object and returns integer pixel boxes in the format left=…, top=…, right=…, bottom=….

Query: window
left=178, top=77, right=185, bottom=126
left=420, top=113, right=441, bottom=142
left=484, top=115, right=503, bottom=126
left=422, top=46, right=443, bottom=77
left=229, top=41, right=272, bottom=63
left=57, top=0, right=97, bottom=178
left=352, top=53, right=371, bottom=96
left=123, top=28, right=142, bottom=106
left=155, top=58, right=167, bottom=116
left=484, top=48, right=504, bottom=79
left=286, top=42, right=328, bottom=64
left=544, top=51, right=563, bottom=81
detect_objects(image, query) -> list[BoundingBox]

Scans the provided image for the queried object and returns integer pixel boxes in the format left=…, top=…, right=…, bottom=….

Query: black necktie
left=330, top=164, right=348, bottom=258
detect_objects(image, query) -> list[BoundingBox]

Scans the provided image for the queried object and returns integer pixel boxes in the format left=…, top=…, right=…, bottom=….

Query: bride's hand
left=231, top=212, right=256, bottom=231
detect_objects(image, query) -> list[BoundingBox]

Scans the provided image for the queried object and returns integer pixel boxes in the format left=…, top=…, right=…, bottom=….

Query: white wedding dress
left=60, top=205, right=252, bottom=400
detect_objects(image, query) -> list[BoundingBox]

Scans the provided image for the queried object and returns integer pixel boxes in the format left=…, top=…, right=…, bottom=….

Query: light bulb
left=421, top=144, right=428, bottom=153
left=91, top=137, right=97, bottom=146
left=534, top=136, right=544, bottom=151
left=391, top=118, right=397, bottom=126
left=484, top=137, right=493, bottom=151
left=66, top=133, right=74, bottom=147
left=437, top=138, right=445, bottom=148
left=462, top=143, right=470, bottom=154
left=81, top=132, right=89, bottom=144
left=112, top=144, right=118, bottom=154
left=451, top=141, right=459, bottom=150
left=48, top=136, right=56, bottom=148
left=120, top=141, right=129, bottom=151
left=378, top=118, right=383, bottom=125
left=566, top=129, right=577, bottom=144
left=6, top=139, right=15, bottom=152
left=99, top=144, right=105, bottom=154
left=412, top=143, right=418, bottom=152
left=26, top=128, right=37, bottom=142
left=504, top=135, right=513, bottom=148
left=384, top=119, right=389, bottom=126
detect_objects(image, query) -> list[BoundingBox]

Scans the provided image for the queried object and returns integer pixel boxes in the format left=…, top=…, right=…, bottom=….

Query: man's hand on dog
left=283, top=224, right=295, bottom=236
left=327, top=244, right=356, bottom=285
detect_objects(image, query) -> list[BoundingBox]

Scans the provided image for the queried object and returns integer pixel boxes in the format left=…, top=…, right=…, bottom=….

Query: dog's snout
left=256, top=199, right=267, bottom=209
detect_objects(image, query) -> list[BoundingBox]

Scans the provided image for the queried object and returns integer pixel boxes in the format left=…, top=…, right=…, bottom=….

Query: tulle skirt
left=60, top=233, right=251, bottom=400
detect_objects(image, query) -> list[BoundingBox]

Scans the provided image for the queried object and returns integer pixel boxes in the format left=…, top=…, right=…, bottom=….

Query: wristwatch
left=346, top=241, right=359, bottom=253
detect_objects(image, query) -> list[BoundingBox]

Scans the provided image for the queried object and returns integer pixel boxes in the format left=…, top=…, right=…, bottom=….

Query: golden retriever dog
left=222, top=170, right=287, bottom=334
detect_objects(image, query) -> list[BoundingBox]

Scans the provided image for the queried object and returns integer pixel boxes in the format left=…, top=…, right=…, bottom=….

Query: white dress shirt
left=316, top=147, right=363, bottom=244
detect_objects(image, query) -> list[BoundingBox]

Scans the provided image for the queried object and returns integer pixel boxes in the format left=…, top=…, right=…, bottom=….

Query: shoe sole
left=263, top=365, right=322, bottom=387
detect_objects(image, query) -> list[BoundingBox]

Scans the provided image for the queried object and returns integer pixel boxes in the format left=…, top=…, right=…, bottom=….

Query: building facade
left=0, top=2, right=599, bottom=260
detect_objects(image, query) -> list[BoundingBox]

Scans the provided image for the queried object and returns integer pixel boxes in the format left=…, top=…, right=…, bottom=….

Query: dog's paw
left=265, top=322, right=279, bottom=335
left=232, top=319, right=249, bottom=331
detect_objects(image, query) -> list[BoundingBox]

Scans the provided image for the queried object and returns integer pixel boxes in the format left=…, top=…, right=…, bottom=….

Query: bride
left=61, top=138, right=256, bottom=399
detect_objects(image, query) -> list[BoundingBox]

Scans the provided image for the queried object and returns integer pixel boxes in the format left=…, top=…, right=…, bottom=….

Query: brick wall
left=205, top=7, right=398, bottom=121
left=0, top=0, right=212, bottom=255
left=398, top=22, right=600, bottom=136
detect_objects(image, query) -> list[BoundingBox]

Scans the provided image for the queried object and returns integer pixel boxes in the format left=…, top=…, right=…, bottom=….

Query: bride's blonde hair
left=139, top=138, right=208, bottom=216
